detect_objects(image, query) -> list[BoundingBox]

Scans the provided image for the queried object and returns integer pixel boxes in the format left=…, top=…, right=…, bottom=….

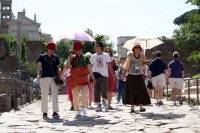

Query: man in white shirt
left=90, top=41, right=115, bottom=112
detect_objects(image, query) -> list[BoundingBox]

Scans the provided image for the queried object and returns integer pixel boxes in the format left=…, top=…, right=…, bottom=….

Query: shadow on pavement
left=140, top=112, right=186, bottom=120
left=43, top=117, right=64, bottom=123
left=62, top=116, right=110, bottom=126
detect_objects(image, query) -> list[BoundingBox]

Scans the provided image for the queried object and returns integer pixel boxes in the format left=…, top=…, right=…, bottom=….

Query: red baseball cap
left=73, top=42, right=83, bottom=51
left=47, top=42, right=56, bottom=51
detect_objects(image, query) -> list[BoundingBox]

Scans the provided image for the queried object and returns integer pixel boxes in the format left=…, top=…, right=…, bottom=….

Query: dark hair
left=155, top=51, right=162, bottom=57
left=173, top=51, right=179, bottom=59
left=132, top=45, right=142, bottom=52
left=95, top=41, right=104, bottom=50
left=104, top=47, right=113, bottom=57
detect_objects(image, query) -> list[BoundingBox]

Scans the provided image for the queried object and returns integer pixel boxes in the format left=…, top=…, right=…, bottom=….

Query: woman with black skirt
left=123, top=42, right=151, bottom=113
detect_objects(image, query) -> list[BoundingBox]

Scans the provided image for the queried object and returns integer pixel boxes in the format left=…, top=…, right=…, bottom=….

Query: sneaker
left=95, top=103, right=102, bottom=112
left=139, top=108, right=146, bottom=112
left=52, top=112, right=60, bottom=119
left=43, top=113, right=48, bottom=119
left=70, top=106, right=74, bottom=111
left=174, top=102, right=177, bottom=106
left=76, top=110, right=81, bottom=117
left=156, top=101, right=164, bottom=106
left=102, top=99, right=108, bottom=112
left=81, top=108, right=87, bottom=115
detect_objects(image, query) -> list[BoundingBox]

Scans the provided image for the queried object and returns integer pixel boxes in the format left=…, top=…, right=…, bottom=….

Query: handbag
left=50, top=64, right=64, bottom=86
left=54, top=75, right=64, bottom=85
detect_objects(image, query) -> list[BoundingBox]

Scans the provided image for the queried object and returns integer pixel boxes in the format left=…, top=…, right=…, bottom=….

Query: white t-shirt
left=64, top=60, right=71, bottom=77
left=91, top=52, right=111, bottom=77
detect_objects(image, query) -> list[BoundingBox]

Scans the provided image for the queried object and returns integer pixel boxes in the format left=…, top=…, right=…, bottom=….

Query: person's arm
left=108, top=63, right=116, bottom=79
left=37, top=62, right=42, bottom=80
left=61, top=64, right=67, bottom=79
left=181, top=63, right=184, bottom=78
left=87, top=64, right=96, bottom=84
left=57, top=65, right=62, bottom=76
left=141, top=53, right=146, bottom=70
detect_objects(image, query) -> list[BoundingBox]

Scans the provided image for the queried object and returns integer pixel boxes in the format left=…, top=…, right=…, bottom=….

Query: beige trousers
left=72, top=85, right=88, bottom=111
left=40, top=77, right=59, bottom=113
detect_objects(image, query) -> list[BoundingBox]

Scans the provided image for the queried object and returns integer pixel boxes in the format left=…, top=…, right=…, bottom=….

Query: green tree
left=94, top=34, right=116, bottom=54
left=55, top=39, right=73, bottom=68
left=83, top=28, right=95, bottom=54
left=0, top=34, right=16, bottom=54
left=187, top=51, right=200, bottom=72
left=84, top=28, right=116, bottom=54
left=186, top=0, right=200, bottom=6
left=173, top=0, right=200, bottom=72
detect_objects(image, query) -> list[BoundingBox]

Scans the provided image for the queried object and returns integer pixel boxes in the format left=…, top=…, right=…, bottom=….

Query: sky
left=12, top=0, right=196, bottom=48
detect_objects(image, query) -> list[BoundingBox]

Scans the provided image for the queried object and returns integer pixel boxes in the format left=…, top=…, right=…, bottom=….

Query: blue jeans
left=117, top=80, right=126, bottom=102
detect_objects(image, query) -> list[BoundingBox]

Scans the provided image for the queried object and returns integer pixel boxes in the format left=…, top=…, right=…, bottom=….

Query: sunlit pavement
left=0, top=95, right=200, bottom=133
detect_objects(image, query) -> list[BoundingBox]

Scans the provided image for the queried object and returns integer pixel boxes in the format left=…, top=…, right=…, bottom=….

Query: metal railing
left=165, top=77, right=200, bottom=106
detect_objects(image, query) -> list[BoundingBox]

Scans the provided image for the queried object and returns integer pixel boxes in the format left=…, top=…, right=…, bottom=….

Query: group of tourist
left=36, top=41, right=184, bottom=119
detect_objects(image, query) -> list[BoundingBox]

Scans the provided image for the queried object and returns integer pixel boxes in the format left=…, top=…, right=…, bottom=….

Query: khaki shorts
left=152, top=73, right=166, bottom=88
left=169, top=78, right=184, bottom=90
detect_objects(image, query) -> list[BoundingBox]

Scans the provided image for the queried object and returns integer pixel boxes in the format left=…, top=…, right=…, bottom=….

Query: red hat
left=47, top=42, right=56, bottom=51
left=73, top=42, right=83, bottom=51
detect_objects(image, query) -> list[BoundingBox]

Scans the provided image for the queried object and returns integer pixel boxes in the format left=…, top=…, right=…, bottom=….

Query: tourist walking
left=123, top=42, right=151, bottom=112
left=167, top=51, right=184, bottom=105
left=65, top=41, right=95, bottom=116
left=85, top=52, right=94, bottom=108
left=144, top=60, right=153, bottom=98
left=36, top=42, right=61, bottom=119
left=62, top=49, right=75, bottom=111
left=117, top=57, right=127, bottom=103
left=149, top=51, right=167, bottom=106
left=90, top=41, right=116, bottom=112
left=104, top=47, right=117, bottom=110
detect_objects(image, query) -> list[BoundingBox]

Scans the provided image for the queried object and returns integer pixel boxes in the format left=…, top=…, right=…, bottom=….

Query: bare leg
left=148, top=89, right=152, bottom=98
left=107, top=92, right=112, bottom=107
left=172, top=88, right=177, bottom=102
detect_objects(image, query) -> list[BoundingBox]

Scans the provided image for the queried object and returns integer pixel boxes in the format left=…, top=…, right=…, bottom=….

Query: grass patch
left=192, top=73, right=200, bottom=78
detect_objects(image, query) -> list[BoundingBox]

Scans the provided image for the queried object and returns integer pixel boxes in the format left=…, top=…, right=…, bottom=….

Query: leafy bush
left=27, top=62, right=37, bottom=77
left=192, top=73, right=200, bottom=78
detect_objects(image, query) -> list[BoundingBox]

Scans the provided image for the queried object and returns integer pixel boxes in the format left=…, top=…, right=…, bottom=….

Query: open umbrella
left=58, top=30, right=95, bottom=42
left=123, top=37, right=163, bottom=50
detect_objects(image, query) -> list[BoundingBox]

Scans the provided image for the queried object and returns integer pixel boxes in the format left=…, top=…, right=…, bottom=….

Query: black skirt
left=123, top=74, right=151, bottom=105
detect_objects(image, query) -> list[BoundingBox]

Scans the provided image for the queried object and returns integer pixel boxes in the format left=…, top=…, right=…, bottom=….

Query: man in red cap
left=37, top=42, right=61, bottom=119
left=65, top=41, right=95, bottom=117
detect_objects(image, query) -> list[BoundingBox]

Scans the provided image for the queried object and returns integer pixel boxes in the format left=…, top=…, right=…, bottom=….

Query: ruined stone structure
left=26, top=41, right=45, bottom=62
left=117, top=36, right=135, bottom=58
left=145, top=40, right=196, bottom=77
left=0, top=0, right=12, bottom=34
left=117, top=37, right=196, bottom=77
left=0, top=38, right=17, bottom=72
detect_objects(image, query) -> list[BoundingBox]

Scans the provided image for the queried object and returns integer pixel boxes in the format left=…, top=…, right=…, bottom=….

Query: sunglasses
left=134, top=46, right=141, bottom=49
left=75, top=48, right=82, bottom=51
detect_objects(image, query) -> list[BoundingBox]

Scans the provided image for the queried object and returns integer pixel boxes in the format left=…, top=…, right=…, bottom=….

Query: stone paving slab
left=0, top=95, right=200, bottom=133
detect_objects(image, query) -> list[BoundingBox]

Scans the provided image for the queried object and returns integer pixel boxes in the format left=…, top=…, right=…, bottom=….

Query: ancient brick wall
left=145, top=40, right=196, bottom=77
left=26, top=41, right=45, bottom=62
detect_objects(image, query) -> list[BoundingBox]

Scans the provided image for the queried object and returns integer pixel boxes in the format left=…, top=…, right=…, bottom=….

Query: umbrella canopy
left=58, top=31, right=95, bottom=42
left=123, top=37, right=163, bottom=50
